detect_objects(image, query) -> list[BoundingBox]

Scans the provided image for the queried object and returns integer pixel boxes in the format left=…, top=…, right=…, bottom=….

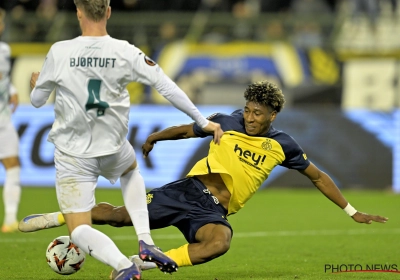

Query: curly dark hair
left=244, top=81, right=285, bottom=113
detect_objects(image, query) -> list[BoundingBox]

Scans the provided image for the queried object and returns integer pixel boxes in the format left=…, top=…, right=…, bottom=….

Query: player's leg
left=163, top=223, right=231, bottom=267
left=1, top=156, right=21, bottom=232
left=120, top=163, right=178, bottom=272
left=63, top=208, right=139, bottom=279
left=101, top=140, right=177, bottom=273
left=112, top=228, right=231, bottom=279
left=100, top=141, right=152, bottom=242
left=91, top=203, right=132, bottom=227
left=22, top=202, right=141, bottom=229
left=120, top=160, right=153, bottom=243
left=55, top=149, right=140, bottom=280
left=105, top=209, right=232, bottom=277
left=111, top=182, right=233, bottom=279
left=0, top=122, right=21, bottom=233
left=161, top=177, right=233, bottom=267
left=18, top=211, right=64, bottom=232
left=18, top=202, right=129, bottom=232
left=189, top=223, right=232, bottom=264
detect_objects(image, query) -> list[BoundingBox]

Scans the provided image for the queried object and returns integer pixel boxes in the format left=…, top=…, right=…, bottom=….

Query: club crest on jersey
left=261, top=139, right=272, bottom=150
left=146, top=193, right=153, bottom=204
left=144, top=56, right=156, bottom=66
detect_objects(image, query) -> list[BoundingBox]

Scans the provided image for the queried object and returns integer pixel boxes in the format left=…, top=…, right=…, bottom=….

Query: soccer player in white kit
left=0, top=8, right=22, bottom=234
left=28, top=1, right=223, bottom=279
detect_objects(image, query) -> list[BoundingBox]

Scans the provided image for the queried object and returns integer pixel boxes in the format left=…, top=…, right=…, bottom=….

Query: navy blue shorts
left=147, top=177, right=232, bottom=243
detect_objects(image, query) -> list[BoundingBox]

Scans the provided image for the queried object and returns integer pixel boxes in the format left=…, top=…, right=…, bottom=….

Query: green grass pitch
left=1, top=187, right=399, bottom=279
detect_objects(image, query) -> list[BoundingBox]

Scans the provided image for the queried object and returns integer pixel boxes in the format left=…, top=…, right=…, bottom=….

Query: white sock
left=120, top=167, right=154, bottom=245
left=71, top=224, right=132, bottom=271
left=3, top=166, right=21, bottom=225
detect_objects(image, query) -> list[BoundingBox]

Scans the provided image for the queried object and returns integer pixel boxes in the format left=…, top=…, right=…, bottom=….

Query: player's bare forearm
left=142, top=124, right=196, bottom=157
left=299, top=163, right=348, bottom=209
left=315, top=175, right=388, bottom=224
left=149, top=124, right=195, bottom=143
left=312, top=171, right=348, bottom=209
left=300, top=163, right=388, bottom=224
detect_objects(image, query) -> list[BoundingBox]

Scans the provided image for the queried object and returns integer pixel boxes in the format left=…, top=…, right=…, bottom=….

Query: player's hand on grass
left=351, top=212, right=388, bottom=224
left=30, top=72, right=40, bottom=89
left=202, top=121, right=224, bottom=145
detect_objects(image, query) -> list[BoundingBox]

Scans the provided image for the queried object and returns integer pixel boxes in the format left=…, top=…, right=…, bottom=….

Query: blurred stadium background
left=0, top=0, right=399, bottom=193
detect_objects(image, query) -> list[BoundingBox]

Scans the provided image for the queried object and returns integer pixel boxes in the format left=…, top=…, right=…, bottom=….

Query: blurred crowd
left=0, top=0, right=336, bottom=13
left=0, top=0, right=398, bottom=50
left=0, top=0, right=338, bottom=46
left=1, top=0, right=398, bottom=105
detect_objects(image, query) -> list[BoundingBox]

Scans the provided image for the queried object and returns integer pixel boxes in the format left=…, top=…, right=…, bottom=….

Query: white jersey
left=0, top=42, right=14, bottom=124
left=31, top=35, right=208, bottom=158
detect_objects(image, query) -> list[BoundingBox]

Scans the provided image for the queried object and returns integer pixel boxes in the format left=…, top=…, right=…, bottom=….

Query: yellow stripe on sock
left=57, top=213, right=65, bottom=225
left=164, top=244, right=192, bottom=267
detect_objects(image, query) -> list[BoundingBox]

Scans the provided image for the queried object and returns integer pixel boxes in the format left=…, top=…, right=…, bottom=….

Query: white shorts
left=54, top=139, right=136, bottom=213
left=0, top=121, right=19, bottom=159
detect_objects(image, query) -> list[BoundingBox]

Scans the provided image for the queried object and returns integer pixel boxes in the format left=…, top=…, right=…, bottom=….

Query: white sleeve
left=130, top=48, right=209, bottom=128
left=153, top=74, right=209, bottom=128
left=30, top=47, right=56, bottom=108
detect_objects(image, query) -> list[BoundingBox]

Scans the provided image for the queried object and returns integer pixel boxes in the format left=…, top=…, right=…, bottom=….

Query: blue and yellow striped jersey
left=188, top=109, right=310, bottom=215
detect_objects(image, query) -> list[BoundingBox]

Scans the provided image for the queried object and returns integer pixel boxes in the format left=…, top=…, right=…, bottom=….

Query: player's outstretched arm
left=142, top=123, right=196, bottom=158
left=298, top=162, right=388, bottom=224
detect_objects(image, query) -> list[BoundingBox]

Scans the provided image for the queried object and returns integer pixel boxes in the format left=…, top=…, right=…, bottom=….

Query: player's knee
left=213, top=239, right=230, bottom=256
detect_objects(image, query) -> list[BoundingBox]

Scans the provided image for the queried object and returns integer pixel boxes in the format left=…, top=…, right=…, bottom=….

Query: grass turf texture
left=0, top=187, right=399, bottom=279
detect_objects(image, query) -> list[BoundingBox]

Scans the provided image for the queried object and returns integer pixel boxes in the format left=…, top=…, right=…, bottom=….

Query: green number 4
left=86, top=79, right=109, bottom=117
